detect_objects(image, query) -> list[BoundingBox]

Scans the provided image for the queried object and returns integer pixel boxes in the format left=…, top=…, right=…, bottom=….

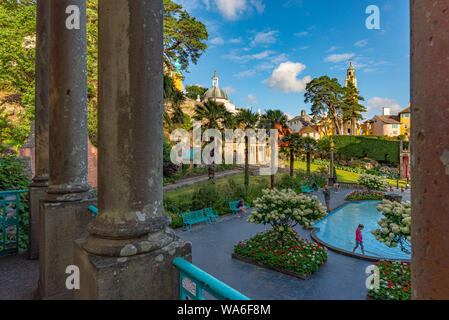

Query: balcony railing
left=0, top=190, right=28, bottom=257
left=173, top=257, right=250, bottom=300
left=87, top=206, right=249, bottom=300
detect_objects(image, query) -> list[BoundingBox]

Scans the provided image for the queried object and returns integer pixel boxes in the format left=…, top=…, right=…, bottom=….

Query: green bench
left=300, top=185, right=314, bottom=193
left=182, top=209, right=209, bottom=231
left=229, top=201, right=249, bottom=216
left=204, top=207, right=219, bottom=224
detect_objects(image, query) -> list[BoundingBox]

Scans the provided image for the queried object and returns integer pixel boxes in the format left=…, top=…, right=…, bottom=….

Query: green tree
left=194, top=101, right=230, bottom=184
left=341, top=82, right=366, bottom=136
left=0, top=1, right=36, bottom=147
left=280, top=133, right=304, bottom=178
left=163, top=0, right=208, bottom=72
left=236, top=109, right=259, bottom=188
left=305, top=76, right=345, bottom=135
left=185, top=85, right=207, bottom=100
left=0, top=0, right=208, bottom=147
left=163, top=74, right=186, bottom=132
left=259, top=109, right=288, bottom=188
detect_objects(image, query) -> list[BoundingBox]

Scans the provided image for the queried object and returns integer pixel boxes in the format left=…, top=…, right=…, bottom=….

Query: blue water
left=314, top=201, right=411, bottom=260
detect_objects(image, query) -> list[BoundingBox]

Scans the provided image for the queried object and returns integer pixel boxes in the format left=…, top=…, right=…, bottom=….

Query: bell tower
left=345, top=60, right=357, bottom=89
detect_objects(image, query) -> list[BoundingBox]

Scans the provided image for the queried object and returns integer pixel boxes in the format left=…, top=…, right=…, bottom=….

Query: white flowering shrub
left=248, top=188, right=328, bottom=234
left=358, top=173, right=389, bottom=191
left=371, top=199, right=411, bottom=253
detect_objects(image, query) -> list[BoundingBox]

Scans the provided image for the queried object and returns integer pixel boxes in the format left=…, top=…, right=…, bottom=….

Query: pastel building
left=202, top=70, right=238, bottom=114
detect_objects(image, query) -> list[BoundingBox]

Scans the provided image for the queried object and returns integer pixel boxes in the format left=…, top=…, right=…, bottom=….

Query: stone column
left=38, top=0, right=96, bottom=300
left=28, top=0, right=50, bottom=260
left=74, top=0, right=191, bottom=300
left=411, top=0, right=449, bottom=300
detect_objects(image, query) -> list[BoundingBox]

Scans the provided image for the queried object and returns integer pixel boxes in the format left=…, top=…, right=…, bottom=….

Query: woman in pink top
left=352, top=224, right=365, bottom=255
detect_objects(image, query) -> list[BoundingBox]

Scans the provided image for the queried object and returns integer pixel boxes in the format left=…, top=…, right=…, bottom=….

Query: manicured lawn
left=293, top=160, right=407, bottom=188
left=165, top=173, right=283, bottom=201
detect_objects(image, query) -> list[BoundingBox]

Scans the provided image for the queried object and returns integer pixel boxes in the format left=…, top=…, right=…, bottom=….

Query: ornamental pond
left=313, top=201, right=411, bottom=260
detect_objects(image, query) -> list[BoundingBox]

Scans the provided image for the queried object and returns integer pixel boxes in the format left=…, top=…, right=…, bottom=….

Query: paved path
left=0, top=187, right=407, bottom=300
left=174, top=188, right=373, bottom=300
left=163, top=169, right=243, bottom=193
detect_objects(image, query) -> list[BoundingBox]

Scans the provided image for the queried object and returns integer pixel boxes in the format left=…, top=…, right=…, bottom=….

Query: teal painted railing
left=173, top=257, right=250, bottom=300
left=88, top=207, right=247, bottom=300
left=88, top=205, right=98, bottom=218
left=0, top=190, right=28, bottom=257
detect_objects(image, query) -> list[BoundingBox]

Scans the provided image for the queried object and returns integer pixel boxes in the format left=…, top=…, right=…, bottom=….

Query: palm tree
left=194, top=100, right=230, bottom=183
left=341, top=82, right=366, bottom=135
left=259, top=109, right=288, bottom=188
left=236, top=109, right=259, bottom=188
left=302, top=137, right=317, bottom=175
left=281, top=133, right=304, bottom=177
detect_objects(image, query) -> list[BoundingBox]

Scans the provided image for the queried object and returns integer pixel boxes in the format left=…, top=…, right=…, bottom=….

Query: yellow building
left=171, top=59, right=183, bottom=92
left=399, top=104, right=411, bottom=137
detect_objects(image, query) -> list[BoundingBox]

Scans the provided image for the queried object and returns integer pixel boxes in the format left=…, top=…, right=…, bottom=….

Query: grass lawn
left=292, top=160, right=408, bottom=188
left=165, top=173, right=284, bottom=201
left=165, top=160, right=408, bottom=201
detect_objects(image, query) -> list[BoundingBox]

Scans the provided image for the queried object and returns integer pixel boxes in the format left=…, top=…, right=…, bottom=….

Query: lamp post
left=328, top=137, right=335, bottom=186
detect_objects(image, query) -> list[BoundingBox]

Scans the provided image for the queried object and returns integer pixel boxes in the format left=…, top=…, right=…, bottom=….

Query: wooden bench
left=229, top=201, right=249, bottom=216
left=300, top=185, right=314, bottom=193
left=182, top=209, right=209, bottom=231
left=204, top=207, right=220, bottom=224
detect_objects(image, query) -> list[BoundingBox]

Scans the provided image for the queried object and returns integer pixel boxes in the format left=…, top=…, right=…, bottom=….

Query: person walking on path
left=352, top=224, right=366, bottom=255
left=322, top=185, right=331, bottom=213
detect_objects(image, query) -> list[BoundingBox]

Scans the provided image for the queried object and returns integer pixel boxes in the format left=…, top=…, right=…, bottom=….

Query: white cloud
left=354, top=39, right=368, bottom=47
left=229, top=38, right=242, bottom=44
left=214, top=0, right=265, bottom=20
left=223, top=86, right=237, bottom=95
left=366, top=97, right=402, bottom=116
left=210, top=37, right=225, bottom=45
left=250, top=30, right=279, bottom=47
left=264, top=61, right=312, bottom=93
left=294, top=31, right=308, bottom=37
left=298, top=46, right=310, bottom=50
left=223, top=50, right=274, bottom=63
left=247, top=93, right=258, bottom=104
left=249, top=0, right=265, bottom=13
left=327, top=46, right=338, bottom=52
left=324, top=53, right=355, bottom=63
left=285, top=112, right=294, bottom=120
left=234, top=70, right=257, bottom=78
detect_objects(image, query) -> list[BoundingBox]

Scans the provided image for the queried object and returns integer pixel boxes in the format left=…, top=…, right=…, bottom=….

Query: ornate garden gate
left=0, top=190, right=27, bottom=257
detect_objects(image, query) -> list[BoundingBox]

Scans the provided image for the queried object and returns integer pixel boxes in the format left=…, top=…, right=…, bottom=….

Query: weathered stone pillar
left=74, top=0, right=191, bottom=300
left=38, top=0, right=96, bottom=300
left=28, top=0, right=50, bottom=260
left=411, top=0, right=449, bottom=300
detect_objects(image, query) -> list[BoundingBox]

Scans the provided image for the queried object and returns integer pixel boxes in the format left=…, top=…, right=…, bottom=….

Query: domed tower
left=202, top=70, right=237, bottom=113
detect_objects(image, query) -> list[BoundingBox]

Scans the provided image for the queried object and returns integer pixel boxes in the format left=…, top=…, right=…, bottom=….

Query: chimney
left=301, top=110, right=306, bottom=117
left=382, top=107, right=391, bottom=116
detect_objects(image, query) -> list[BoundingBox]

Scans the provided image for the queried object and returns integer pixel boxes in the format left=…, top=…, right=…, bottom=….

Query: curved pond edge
left=310, top=200, right=411, bottom=263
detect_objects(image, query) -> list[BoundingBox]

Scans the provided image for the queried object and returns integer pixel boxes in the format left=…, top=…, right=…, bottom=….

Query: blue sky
left=178, top=0, right=410, bottom=120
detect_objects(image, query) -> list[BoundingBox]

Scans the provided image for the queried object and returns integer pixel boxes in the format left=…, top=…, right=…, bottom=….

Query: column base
left=38, top=198, right=97, bottom=300
left=28, top=186, right=47, bottom=260
left=74, top=234, right=192, bottom=300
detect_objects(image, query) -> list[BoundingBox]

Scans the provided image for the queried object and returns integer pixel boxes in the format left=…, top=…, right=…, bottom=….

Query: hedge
left=318, top=136, right=400, bottom=166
